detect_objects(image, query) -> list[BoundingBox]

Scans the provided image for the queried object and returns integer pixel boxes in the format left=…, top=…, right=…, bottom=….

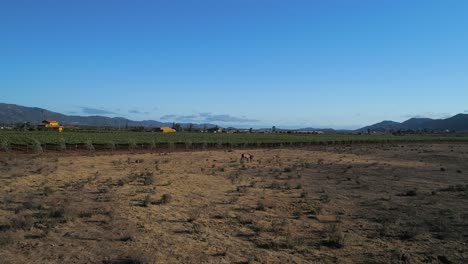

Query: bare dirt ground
left=0, top=143, right=467, bottom=263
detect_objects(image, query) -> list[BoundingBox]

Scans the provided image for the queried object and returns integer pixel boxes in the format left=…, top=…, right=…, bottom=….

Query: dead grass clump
left=227, top=196, right=239, bottom=204
left=323, top=223, right=346, bottom=248
left=33, top=140, right=43, bottom=154
left=128, top=140, right=137, bottom=152
left=107, top=142, right=116, bottom=151
left=102, top=255, right=148, bottom=264
left=156, top=194, right=172, bottom=205
left=85, top=139, right=95, bottom=154
left=270, top=181, right=282, bottom=189
left=78, top=211, right=94, bottom=218
left=256, top=200, right=266, bottom=211
left=143, top=172, right=155, bottom=186
left=22, top=197, right=43, bottom=210
left=142, top=194, right=152, bottom=207
left=187, top=207, right=203, bottom=222
left=237, top=186, right=248, bottom=193
left=1, top=139, right=10, bottom=152
left=319, top=194, right=330, bottom=203
left=0, top=232, right=13, bottom=247
left=98, top=185, right=111, bottom=193
left=404, top=188, right=418, bottom=196
left=9, top=214, right=34, bottom=230
left=293, top=208, right=302, bottom=219
left=439, top=184, right=467, bottom=192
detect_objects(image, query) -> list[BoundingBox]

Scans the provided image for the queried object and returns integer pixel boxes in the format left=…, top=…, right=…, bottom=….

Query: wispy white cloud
left=401, top=112, right=452, bottom=119
left=160, top=113, right=259, bottom=123
left=80, top=107, right=118, bottom=115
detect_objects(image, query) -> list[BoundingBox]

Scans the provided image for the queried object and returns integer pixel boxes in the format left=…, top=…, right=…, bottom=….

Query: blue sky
left=1, top=0, right=467, bottom=129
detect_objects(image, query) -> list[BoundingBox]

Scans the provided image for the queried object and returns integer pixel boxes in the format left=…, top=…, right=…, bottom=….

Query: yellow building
left=160, top=126, right=176, bottom=133
left=38, top=119, right=64, bottom=132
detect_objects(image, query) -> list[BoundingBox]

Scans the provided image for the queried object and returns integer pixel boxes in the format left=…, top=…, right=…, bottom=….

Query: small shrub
left=117, top=179, right=126, bottom=186
left=320, top=194, right=330, bottom=203
left=405, top=189, right=417, bottom=196
left=324, top=224, right=346, bottom=248
left=187, top=207, right=202, bottom=222
left=227, top=196, right=239, bottom=204
left=78, top=211, right=94, bottom=218
left=142, top=194, right=152, bottom=207
left=10, top=214, right=34, bottom=230
left=1, top=140, right=10, bottom=152
left=107, top=142, right=116, bottom=151
left=43, top=186, right=53, bottom=196
left=270, top=181, right=281, bottom=189
left=149, top=140, right=156, bottom=151
left=33, top=140, right=43, bottom=154
left=185, top=141, right=192, bottom=149
left=157, top=194, right=172, bottom=204
left=143, top=172, right=155, bottom=186
left=128, top=140, right=137, bottom=151
left=256, top=200, right=266, bottom=211
left=293, top=208, right=302, bottom=219
left=168, top=141, right=175, bottom=150
left=48, top=208, right=66, bottom=218
left=59, top=137, right=67, bottom=151
left=98, top=185, right=110, bottom=193
left=398, top=221, right=421, bottom=240
left=85, top=139, right=95, bottom=153
left=22, top=197, right=42, bottom=210
left=237, top=186, right=248, bottom=193
left=0, top=232, right=13, bottom=247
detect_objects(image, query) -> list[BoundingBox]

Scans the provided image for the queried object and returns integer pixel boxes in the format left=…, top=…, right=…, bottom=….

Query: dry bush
left=293, top=208, right=302, bottom=219
left=256, top=200, right=266, bottom=211
left=156, top=194, right=172, bottom=205
left=1, top=139, right=10, bottom=152
left=142, top=194, right=152, bottom=207
left=187, top=207, right=203, bottom=222
left=237, top=186, right=248, bottom=193
left=323, top=223, right=346, bottom=248
left=9, top=214, right=34, bottom=230
left=270, top=181, right=282, bottom=189
left=33, top=140, right=43, bottom=154
left=98, top=185, right=111, bottom=193
left=143, top=172, right=155, bottom=186
left=320, top=194, right=330, bottom=203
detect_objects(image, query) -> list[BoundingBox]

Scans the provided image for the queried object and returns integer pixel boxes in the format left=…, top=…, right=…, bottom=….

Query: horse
left=240, top=153, right=254, bottom=163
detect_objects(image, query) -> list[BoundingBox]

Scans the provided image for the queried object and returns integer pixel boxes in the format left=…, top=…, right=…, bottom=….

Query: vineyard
left=1, top=131, right=468, bottom=151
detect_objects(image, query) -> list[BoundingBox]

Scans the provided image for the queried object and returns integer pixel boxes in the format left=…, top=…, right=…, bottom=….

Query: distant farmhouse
left=38, top=119, right=64, bottom=132
left=160, top=126, right=176, bottom=133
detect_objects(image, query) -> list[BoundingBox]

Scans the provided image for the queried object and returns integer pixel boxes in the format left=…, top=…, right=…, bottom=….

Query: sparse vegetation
left=0, top=143, right=466, bottom=263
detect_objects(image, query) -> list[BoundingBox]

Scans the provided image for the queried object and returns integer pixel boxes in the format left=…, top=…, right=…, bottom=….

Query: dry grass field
left=0, top=143, right=467, bottom=263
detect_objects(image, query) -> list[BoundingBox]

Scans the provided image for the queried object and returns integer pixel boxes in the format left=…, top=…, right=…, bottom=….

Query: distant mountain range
left=0, top=103, right=216, bottom=129
left=1, top=103, right=467, bottom=132
left=356, top=114, right=468, bottom=132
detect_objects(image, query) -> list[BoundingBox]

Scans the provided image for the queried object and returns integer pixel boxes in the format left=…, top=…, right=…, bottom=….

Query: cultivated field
left=0, top=143, right=467, bottom=263
left=2, top=131, right=468, bottom=153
